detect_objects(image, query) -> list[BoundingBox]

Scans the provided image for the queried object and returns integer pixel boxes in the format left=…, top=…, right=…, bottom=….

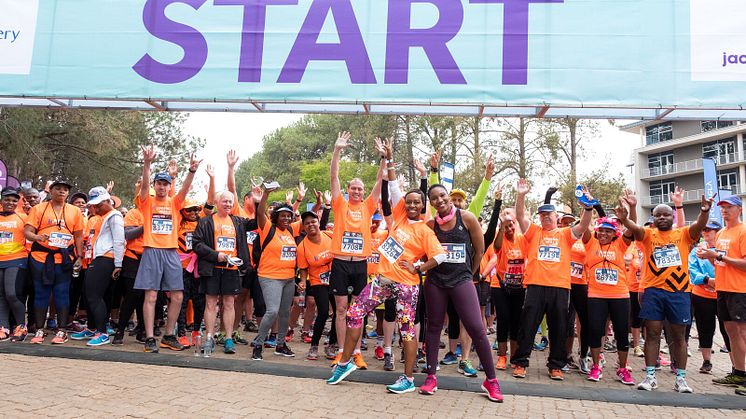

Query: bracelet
left=675, top=206, right=683, bottom=209
left=430, top=167, right=438, bottom=173
left=295, top=198, right=302, bottom=203
left=188, top=168, right=196, bottom=173
left=584, top=207, right=593, bottom=211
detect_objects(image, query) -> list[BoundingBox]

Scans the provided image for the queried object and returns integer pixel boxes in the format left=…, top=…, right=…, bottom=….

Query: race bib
left=570, top=261, right=584, bottom=278
left=246, top=231, right=258, bottom=244
left=152, top=214, right=173, bottom=235
left=280, top=245, right=297, bottom=261
left=538, top=245, right=561, bottom=263
left=185, top=232, right=193, bottom=251
left=652, top=244, right=681, bottom=268
left=367, top=251, right=381, bottom=264
left=341, top=231, right=364, bottom=254
left=442, top=243, right=466, bottom=264
left=378, top=236, right=404, bottom=264
left=319, top=270, right=331, bottom=285
left=594, top=268, right=619, bottom=286
left=49, top=232, right=73, bottom=248
left=217, top=236, right=235, bottom=252
left=504, top=259, right=524, bottom=287
left=0, top=231, right=13, bottom=244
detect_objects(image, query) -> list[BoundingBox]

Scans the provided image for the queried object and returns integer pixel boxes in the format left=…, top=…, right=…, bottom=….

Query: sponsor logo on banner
left=0, top=0, right=40, bottom=75
left=691, top=0, right=746, bottom=81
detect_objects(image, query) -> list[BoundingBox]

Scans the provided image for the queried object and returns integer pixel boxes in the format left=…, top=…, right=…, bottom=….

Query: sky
left=183, top=112, right=641, bottom=198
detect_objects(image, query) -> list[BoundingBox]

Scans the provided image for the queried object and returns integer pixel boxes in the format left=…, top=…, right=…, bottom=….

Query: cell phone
left=263, top=181, right=281, bottom=190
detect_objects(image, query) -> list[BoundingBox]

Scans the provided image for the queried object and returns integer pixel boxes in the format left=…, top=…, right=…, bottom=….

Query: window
left=701, top=120, right=733, bottom=132
left=718, top=169, right=738, bottom=191
left=647, top=152, right=674, bottom=176
left=702, top=137, right=736, bottom=164
left=646, top=122, right=673, bottom=145
left=649, top=180, right=675, bottom=204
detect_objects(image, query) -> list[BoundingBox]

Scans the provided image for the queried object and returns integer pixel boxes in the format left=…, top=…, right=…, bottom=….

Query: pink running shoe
left=420, top=374, right=438, bottom=395
left=616, top=368, right=635, bottom=385
left=481, top=378, right=504, bottom=403
left=588, top=365, right=603, bottom=382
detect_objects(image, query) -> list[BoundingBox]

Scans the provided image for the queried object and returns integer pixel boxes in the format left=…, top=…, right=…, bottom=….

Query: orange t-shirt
left=523, top=223, right=576, bottom=289
left=177, top=220, right=198, bottom=269
left=714, top=223, right=746, bottom=293
left=377, top=219, right=445, bottom=286
left=584, top=238, right=630, bottom=299
left=625, top=243, right=643, bottom=293
left=640, top=226, right=694, bottom=292
left=136, top=195, right=184, bottom=249
left=297, top=231, right=334, bottom=287
left=213, top=215, right=238, bottom=270
left=83, top=215, right=98, bottom=265
left=26, top=202, right=84, bottom=264
left=257, top=223, right=297, bottom=280
left=331, top=195, right=378, bottom=258
left=570, top=240, right=587, bottom=285
left=481, top=246, right=497, bottom=286
left=0, top=212, right=28, bottom=261
left=493, top=234, right=527, bottom=289
left=124, top=208, right=144, bottom=259
left=367, top=229, right=388, bottom=275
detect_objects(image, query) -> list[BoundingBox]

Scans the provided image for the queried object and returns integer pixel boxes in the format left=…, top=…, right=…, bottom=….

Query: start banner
left=0, top=0, right=745, bottom=113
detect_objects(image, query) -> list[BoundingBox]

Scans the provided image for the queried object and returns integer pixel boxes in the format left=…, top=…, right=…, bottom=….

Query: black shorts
left=199, top=268, right=241, bottom=296
left=329, top=258, right=367, bottom=296
left=475, top=281, right=491, bottom=307
left=717, top=291, right=746, bottom=323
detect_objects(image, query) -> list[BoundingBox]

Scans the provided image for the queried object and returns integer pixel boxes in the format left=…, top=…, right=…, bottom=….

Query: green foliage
left=557, top=168, right=627, bottom=213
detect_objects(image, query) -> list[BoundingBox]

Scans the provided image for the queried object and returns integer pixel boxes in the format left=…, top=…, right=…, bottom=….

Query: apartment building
left=626, top=120, right=746, bottom=223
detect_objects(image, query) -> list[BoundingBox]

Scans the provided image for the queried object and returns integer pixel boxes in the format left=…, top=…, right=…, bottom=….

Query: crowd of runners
left=2, top=133, right=746, bottom=402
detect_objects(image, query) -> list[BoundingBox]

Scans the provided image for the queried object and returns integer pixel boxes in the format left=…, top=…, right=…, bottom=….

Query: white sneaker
left=579, top=357, right=591, bottom=374
left=674, top=376, right=693, bottom=393
left=637, top=375, right=658, bottom=391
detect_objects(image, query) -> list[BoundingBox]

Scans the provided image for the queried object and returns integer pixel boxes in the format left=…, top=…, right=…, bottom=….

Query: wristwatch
left=717, top=253, right=724, bottom=262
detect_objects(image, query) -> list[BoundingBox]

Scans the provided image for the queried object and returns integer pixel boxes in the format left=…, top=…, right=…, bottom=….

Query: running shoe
left=713, top=373, right=746, bottom=387
left=301, top=331, right=313, bottom=344
left=660, top=344, right=669, bottom=354
left=252, top=345, right=263, bottom=360
left=481, top=378, right=504, bottom=403
left=440, top=352, right=458, bottom=365
left=699, top=360, right=713, bottom=374
left=352, top=353, right=368, bottom=369
left=30, top=329, right=45, bottom=344
left=374, top=346, right=384, bottom=360
left=160, top=334, right=186, bottom=351
left=0, top=327, right=9, bottom=341
left=325, top=345, right=338, bottom=360
left=215, top=332, right=227, bottom=346
left=153, top=327, right=162, bottom=337
left=386, top=375, right=415, bottom=394
left=633, top=345, right=645, bottom=357
left=579, top=356, right=591, bottom=374
left=111, top=333, right=124, bottom=346
left=384, top=353, right=395, bottom=371
left=496, top=356, right=508, bottom=370
left=548, top=369, right=564, bottom=381
left=416, top=348, right=426, bottom=365
left=492, top=341, right=499, bottom=350
left=274, top=343, right=295, bottom=357
left=454, top=343, right=462, bottom=357
left=307, top=346, right=319, bottom=360
left=66, top=321, right=86, bottom=333
left=106, top=325, right=116, bottom=336
left=144, top=337, right=159, bottom=353
left=603, top=340, right=617, bottom=353
left=616, top=368, right=635, bottom=385
left=420, top=374, right=438, bottom=395
left=50, top=330, right=68, bottom=344
left=327, top=362, right=357, bottom=385
left=178, top=335, right=191, bottom=349
left=533, top=336, right=548, bottom=351
left=512, top=366, right=527, bottom=378
left=487, top=326, right=496, bottom=335
left=331, top=353, right=342, bottom=367
left=587, top=365, right=602, bottom=382
left=561, top=363, right=570, bottom=373
left=87, top=333, right=110, bottom=346
left=360, top=339, right=368, bottom=351
left=224, top=338, right=236, bottom=354
left=285, top=328, right=294, bottom=343
left=135, top=330, right=147, bottom=343
left=674, top=376, right=694, bottom=393
left=245, top=320, right=258, bottom=333
left=70, top=329, right=95, bottom=340
left=566, top=357, right=579, bottom=370
left=10, top=325, right=28, bottom=342
left=458, top=360, right=478, bottom=377
left=232, top=331, right=249, bottom=345
left=367, top=330, right=378, bottom=339
left=599, top=352, right=606, bottom=368
left=264, top=334, right=277, bottom=348
left=637, top=375, right=657, bottom=391
left=736, top=386, right=746, bottom=396
left=439, top=341, right=446, bottom=349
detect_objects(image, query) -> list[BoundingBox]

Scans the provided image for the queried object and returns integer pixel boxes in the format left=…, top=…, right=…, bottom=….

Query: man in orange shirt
left=697, top=195, right=746, bottom=391
left=510, top=179, right=593, bottom=381
left=328, top=131, right=383, bottom=368
left=135, top=145, right=201, bottom=353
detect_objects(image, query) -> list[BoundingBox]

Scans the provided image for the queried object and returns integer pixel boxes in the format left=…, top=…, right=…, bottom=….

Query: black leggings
left=692, top=294, right=730, bottom=350
left=116, top=257, right=144, bottom=334
left=446, top=299, right=460, bottom=340
left=69, top=268, right=87, bottom=318
left=178, top=270, right=205, bottom=335
left=491, top=286, right=525, bottom=342
left=588, top=297, right=630, bottom=352
left=569, top=284, right=590, bottom=357
left=629, top=291, right=642, bottom=329
left=85, top=257, right=114, bottom=333
left=309, top=285, right=331, bottom=347
left=249, top=271, right=266, bottom=317
left=0, top=266, right=26, bottom=329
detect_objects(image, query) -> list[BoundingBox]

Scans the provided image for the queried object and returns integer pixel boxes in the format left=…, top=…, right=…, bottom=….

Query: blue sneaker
left=440, top=352, right=458, bottom=365
left=106, top=326, right=116, bottom=336
left=458, top=360, right=478, bottom=377
left=367, top=330, right=378, bottom=339
left=386, top=375, right=416, bottom=394
left=533, top=337, right=548, bottom=351
left=224, top=338, right=236, bottom=354
left=454, top=343, right=462, bottom=357
left=492, top=341, right=499, bottom=350
left=71, top=329, right=95, bottom=340
left=87, top=333, right=110, bottom=346
left=264, top=334, right=277, bottom=348
left=327, top=362, right=357, bottom=385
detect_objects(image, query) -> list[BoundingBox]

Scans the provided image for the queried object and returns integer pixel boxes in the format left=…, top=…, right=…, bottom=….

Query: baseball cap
left=449, top=189, right=467, bottom=200
left=717, top=195, right=742, bottom=207
left=153, top=172, right=172, bottom=184
left=705, top=219, right=723, bottom=230
left=644, top=216, right=654, bottom=226
left=49, top=177, right=73, bottom=190
left=1, top=187, right=20, bottom=199
left=181, top=198, right=202, bottom=211
left=537, top=204, right=556, bottom=213
left=301, top=211, right=318, bottom=222
left=87, top=187, right=111, bottom=205
left=559, top=212, right=576, bottom=221
left=69, top=192, right=88, bottom=204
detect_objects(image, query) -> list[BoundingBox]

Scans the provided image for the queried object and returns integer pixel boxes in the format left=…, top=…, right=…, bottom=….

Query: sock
left=376, top=337, right=383, bottom=347
left=646, top=366, right=656, bottom=378
left=405, top=376, right=414, bottom=383
left=338, top=361, right=349, bottom=367
left=338, top=348, right=344, bottom=354
left=207, top=333, right=212, bottom=339
left=676, top=368, right=686, bottom=378
left=384, top=346, right=392, bottom=355
left=734, top=369, right=746, bottom=377
left=353, top=349, right=361, bottom=355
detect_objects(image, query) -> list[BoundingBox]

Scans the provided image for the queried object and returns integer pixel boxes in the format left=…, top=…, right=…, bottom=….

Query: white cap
left=87, top=186, right=111, bottom=205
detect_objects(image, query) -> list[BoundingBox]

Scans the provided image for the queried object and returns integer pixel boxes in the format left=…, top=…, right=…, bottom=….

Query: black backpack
left=251, top=224, right=296, bottom=270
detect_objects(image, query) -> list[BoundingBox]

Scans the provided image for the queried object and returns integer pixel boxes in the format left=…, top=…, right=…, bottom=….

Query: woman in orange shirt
left=0, top=188, right=28, bottom=341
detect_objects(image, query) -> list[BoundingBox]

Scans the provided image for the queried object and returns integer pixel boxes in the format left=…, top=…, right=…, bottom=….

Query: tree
left=556, top=168, right=626, bottom=214
left=492, top=118, right=554, bottom=180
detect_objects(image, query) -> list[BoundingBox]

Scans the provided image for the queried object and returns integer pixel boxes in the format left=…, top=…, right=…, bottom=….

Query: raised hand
left=335, top=131, right=352, bottom=151
left=515, top=178, right=531, bottom=195
left=430, top=149, right=442, bottom=170
left=493, top=182, right=503, bottom=200
left=324, top=190, right=332, bottom=206
left=106, top=181, right=114, bottom=193
left=251, top=185, right=263, bottom=202
left=205, top=164, right=215, bottom=179
left=622, top=188, right=637, bottom=207
left=670, top=186, right=685, bottom=207
left=188, top=153, right=202, bottom=172
left=616, top=198, right=630, bottom=221
left=227, top=149, right=239, bottom=168
left=141, top=144, right=157, bottom=164
left=701, top=194, right=716, bottom=212
left=484, top=154, right=495, bottom=180
left=413, top=159, right=427, bottom=178
left=167, top=159, right=178, bottom=178
left=285, top=190, right=294, bottom=204
left=297, top=182, right=307, bottom=201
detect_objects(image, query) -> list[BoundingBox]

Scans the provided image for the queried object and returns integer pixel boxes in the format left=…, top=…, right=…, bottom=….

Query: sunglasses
left=184, top=207, right=201, bottom=212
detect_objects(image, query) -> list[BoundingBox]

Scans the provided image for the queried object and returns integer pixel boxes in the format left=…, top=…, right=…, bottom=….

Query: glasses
left=184, top=207, right=201, bottom=212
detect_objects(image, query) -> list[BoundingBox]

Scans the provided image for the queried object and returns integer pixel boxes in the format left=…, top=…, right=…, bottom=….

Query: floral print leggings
left=346, top=276, right=419, bottom=341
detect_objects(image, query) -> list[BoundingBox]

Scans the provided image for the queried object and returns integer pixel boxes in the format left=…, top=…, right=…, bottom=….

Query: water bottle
left=193, top=333, right=202, bottom=357
left=203, top=336, right=213, bottom=358
left=298, top=289, right=306, bottom=308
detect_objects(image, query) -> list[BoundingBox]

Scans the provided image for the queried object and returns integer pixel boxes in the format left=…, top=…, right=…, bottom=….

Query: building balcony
left=642, top=184, right=745, bottom=207
left=642, top=153, right=741, bottom=180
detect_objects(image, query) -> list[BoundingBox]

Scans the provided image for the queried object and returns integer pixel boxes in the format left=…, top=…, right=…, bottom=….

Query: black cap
left=300, top=211, right=319, bottom=222
left=1, top=187, right=21, bottom=199
left=69, top=192, right=88, bottom=204
left=49, top=177, right=73, bottom=190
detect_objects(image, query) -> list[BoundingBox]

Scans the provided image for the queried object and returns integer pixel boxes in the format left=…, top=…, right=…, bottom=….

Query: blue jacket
left=688, top=246, right=715, bottom=286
